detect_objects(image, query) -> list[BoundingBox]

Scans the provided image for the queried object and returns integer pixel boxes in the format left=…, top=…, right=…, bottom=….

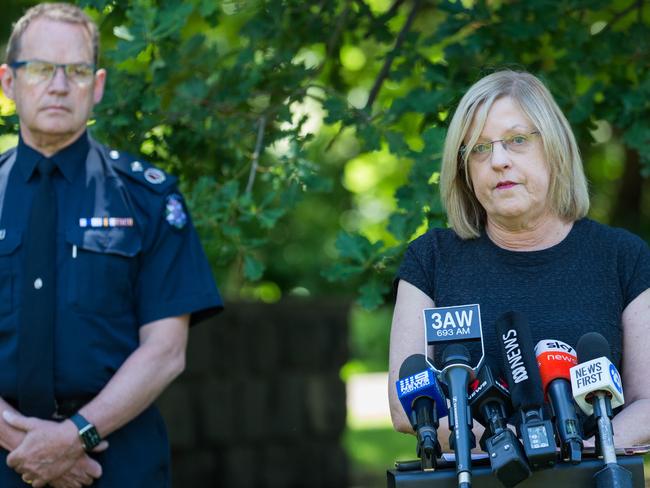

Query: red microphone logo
left=534, top=339, right=577, bottom=395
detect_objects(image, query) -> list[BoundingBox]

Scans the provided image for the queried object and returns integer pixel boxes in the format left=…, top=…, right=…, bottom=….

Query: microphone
left=495, top=312, right=556, bottom=470
left=535, top=339, right=583, bottom=463
left=468, top=356, right=530, bottom=487
left=440, top=344, right=475, bottom=488
left=396, top=354, right=447, bottom=470
left=571, top=332, right=632, bottom=488
left=571, top=332, right=624, bottom=417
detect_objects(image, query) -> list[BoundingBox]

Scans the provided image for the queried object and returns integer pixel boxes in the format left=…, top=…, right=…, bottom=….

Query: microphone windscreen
left=399, top=354, right=429, bottom=379
left=576, top=332, right=612, bottom=364
left=495, top=311, right=544, bottom=410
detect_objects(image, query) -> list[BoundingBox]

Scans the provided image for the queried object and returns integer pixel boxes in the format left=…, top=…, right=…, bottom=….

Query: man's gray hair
left=6, top=2, right=99, bottom=65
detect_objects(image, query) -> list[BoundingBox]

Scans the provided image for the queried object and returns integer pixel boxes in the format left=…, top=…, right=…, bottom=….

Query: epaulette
left=100, top=145, right=177, bottom=194
left=0, top=147, right=16, bottom=167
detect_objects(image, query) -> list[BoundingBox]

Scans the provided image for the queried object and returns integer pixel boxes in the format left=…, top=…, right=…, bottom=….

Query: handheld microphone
left=397, top=354, right=447, bottom=470
left=535, top=339, right=583, bottom=463
left=495, top=312, right=556, bottom=470
left=571, top=332, right=632, bottom=488
left=468, top=356, right=530, bottom=487
left=571, top=333, right=624, bottom=417
left=440, top=344, right=475, bottom=488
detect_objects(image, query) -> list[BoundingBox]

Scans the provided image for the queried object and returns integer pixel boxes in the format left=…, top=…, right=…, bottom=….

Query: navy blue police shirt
left=0, top=131, right=223, bottom=400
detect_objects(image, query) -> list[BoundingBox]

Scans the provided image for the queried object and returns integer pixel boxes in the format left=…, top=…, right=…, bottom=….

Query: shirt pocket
left=0, top=231, right=21, bottom=316
left=66, top=227, right=142, bottom=317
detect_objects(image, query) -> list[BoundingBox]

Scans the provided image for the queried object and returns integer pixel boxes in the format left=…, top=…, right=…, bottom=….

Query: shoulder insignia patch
left=165, top=193, right=188, bottom=229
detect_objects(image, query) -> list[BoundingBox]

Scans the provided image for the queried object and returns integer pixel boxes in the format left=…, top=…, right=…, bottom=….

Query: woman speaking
left=388, top=70, right=650, bottom=448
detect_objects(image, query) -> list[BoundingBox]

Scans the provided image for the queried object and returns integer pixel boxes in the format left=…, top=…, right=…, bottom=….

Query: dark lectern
left=388, top=455, right=646, bottom=487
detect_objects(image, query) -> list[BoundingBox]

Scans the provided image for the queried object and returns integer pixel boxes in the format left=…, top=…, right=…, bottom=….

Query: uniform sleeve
left=394, top=231, right=436, bottom=301
left=620, top=232, right=650, bottom=308
left=135, top=190, right=223, bottom=327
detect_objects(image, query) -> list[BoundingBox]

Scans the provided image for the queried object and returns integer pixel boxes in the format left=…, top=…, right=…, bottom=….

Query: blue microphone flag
left=396, top=368, right=449, bottom=419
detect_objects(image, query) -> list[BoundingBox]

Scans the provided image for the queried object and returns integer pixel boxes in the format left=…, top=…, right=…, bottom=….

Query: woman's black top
left=396, top=218, right=650, bottom=370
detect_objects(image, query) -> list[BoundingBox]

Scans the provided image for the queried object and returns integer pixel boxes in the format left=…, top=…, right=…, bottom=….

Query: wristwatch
left=69, top=413, right=102, bottom=451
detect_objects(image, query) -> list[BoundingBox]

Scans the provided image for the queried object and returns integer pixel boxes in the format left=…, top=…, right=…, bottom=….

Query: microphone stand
left=441, top=345, right=475, bottom=488
left=592, top=392, right=632, bottom=488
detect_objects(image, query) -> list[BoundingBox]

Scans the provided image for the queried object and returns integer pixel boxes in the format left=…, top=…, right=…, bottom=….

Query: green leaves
left=243, top=254, right=265, bottom=281
left=323, top=97, right=350, bottom=124
left=335, top=232, right=384, bottom=264
left=359, top=279, right=391, bottom=310
left=151, top=3, right=194, bottom=40
left=2, top=0, right=647, bottom=307
left=321, top=0, right=650, bottom=308
left=323, top=232, right=405, bottom=309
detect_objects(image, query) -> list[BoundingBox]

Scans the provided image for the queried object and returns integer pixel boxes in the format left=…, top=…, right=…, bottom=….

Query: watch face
left=81, top=425, right=102, bottom=450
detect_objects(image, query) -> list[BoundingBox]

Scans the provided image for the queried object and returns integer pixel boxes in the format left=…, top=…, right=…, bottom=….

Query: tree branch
left=326, top=3, right=352, bottom=60
left=353, top=0, right=376, bottom=21
left=364, top=0, right=421, bottom=111
left=245, top=114, right=267, bottom=194
left=380, top=0, right=407, bottom=23
left=602, top=0, right=644, bottom=34
left=363, top=0, right=407, bottom=39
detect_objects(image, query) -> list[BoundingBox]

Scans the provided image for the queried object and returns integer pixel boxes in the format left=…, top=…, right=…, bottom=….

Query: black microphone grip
left=441, top=344, right=475, bottom=488
left=547, top=378, right=582, bottom=463
left=412, top=396, right=440, bottom=467
left=446, top=367, right=474, bottom=466
left=480, top=401, right=507, bottom=436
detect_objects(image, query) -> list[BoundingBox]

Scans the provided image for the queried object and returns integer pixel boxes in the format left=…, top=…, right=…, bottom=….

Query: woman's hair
left=439, top=70, right=589, bottom=239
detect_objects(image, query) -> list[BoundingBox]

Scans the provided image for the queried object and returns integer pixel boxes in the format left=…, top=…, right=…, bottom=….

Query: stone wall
left=156, top=300, right=350, bottom=487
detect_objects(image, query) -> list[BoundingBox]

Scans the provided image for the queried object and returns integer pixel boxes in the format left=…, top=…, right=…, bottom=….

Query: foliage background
left=1, top=0, right=649, bottom=372
left=1, top=2, right=649, bottom=486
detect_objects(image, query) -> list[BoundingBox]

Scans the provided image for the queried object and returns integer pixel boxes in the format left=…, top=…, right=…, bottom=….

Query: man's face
left=0, top=18, right=105, bottom=146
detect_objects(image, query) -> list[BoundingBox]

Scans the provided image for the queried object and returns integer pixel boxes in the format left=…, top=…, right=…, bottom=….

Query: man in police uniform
left=0, top=3, right=222, bottom=487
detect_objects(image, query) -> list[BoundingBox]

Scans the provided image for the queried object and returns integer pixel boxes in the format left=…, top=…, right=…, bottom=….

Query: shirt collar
left=16, top=131, right=89, bottom=183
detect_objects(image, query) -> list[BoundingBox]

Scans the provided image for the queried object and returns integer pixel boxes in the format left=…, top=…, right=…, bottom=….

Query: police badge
left=165, top=194, right=188, bottom=229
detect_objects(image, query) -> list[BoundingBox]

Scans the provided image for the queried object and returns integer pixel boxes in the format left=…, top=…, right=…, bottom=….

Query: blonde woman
left=389, top=70, right=650, bottom=449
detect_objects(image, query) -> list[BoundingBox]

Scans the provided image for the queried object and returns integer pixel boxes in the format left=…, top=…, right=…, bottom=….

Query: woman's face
left=466, top=97, right=551, bottom=229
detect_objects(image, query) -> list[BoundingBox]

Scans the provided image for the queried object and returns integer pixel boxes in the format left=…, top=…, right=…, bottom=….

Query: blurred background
left=1, top=0, right=649, bottom=486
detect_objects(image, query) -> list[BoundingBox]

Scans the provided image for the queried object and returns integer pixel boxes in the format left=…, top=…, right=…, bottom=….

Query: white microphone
left=570, top=354, right=624, bottom=416
left=570, top=332, right=632, bottom=488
